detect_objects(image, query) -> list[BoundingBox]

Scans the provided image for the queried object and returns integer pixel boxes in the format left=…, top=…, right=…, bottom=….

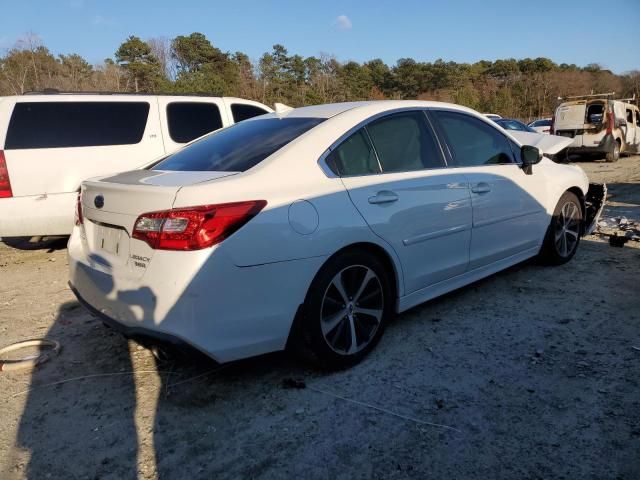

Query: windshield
left=153, top=117, right=325, bottom=172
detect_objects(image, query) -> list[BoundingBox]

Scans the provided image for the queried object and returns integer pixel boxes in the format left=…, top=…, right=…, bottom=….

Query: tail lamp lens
left=132, top=200, right=267, bottom=250
left=0, top=151, right=13, bottom=199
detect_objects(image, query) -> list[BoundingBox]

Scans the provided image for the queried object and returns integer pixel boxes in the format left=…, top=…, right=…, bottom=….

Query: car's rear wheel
left=606, top=139, right=620, bottom=163
left=296, top=250, right=393, bottom=369
left=539, top=191, right=582, bottom=265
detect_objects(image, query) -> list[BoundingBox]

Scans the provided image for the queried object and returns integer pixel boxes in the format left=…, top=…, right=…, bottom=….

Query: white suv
left=0, top=93, right=272, bottom=238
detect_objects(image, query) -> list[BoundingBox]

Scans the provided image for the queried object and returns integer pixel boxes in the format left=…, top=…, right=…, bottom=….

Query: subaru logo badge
left=94, top=195, right=104, bottom=209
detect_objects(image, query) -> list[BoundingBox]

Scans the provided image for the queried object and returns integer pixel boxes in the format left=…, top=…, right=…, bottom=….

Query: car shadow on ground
left=1, top=236, right=68, bottom=252
left=8, top=238, right=640, bottom=479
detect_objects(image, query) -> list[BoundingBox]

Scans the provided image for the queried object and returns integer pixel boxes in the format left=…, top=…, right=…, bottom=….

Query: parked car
left=528, top=118, right=552, bottom=134
left=68, top=100, right=589, bottom=369
left=552, top=97, right=640, bottom=162
left=493, top=118, right=537, bottom=132
left=0, top=93, right=272, bottom=238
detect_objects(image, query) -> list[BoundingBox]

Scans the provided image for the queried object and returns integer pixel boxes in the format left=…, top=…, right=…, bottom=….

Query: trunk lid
left=79, top=169, right=238, bottom=274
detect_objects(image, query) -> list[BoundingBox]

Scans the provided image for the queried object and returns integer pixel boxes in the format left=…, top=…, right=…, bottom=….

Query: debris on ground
left=597, top=216, right=640, bottom=245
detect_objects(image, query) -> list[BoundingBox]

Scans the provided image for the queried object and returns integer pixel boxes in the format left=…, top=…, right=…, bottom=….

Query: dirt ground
left=1, top=156, right=639, bottom=480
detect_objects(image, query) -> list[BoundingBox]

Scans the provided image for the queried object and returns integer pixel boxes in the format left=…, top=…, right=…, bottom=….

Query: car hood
left=509, top=131, right=574, bottom=155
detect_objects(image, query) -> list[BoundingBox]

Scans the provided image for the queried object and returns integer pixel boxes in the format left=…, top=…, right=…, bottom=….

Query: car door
left=430, top=109, right=549, bottom=270
left=328, top=110, right=472, bottom=294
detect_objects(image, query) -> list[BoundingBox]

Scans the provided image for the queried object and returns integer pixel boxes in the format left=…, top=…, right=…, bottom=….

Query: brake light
left=75, top=191, right=83, bottom=225
left=132, top=200, right=267, bottom=250
left=0, top=151, right=13, bottom=198
left=606, top=111, right=615, bottom=134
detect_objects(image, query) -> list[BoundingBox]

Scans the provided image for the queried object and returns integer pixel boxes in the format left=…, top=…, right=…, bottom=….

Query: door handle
left=368, top=191, right=399, bottom=204
left=471, top=183, right=491, bottom=194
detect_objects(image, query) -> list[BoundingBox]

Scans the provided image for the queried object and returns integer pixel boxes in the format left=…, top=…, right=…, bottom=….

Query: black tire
left=606, top=139, right=620, bottom=163
left=294, top=249, right=393, bottom=369
left=539, top=191, right=582, bottom=265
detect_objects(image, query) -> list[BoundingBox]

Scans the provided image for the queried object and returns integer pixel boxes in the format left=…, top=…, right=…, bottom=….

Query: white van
left=552, top=96, right=640, bottom=162
left=0, top=93, right=272, bottom=238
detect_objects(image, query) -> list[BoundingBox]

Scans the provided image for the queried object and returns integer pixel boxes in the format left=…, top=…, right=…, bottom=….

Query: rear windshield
left=5, top=101, right=150, bottom=149
left=152, top=117, right=324, bottom=172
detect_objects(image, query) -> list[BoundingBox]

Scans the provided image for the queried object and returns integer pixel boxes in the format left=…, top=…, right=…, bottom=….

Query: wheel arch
left=323, top=242, right=402, bottom=303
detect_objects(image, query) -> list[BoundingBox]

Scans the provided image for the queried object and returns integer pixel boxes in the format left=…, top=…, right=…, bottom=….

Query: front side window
left=325, top=129, right=380, bottom=176
left=627, top=109, right=633, bottom=123
left=366, top=111, right=445, bottom=172
left=153, top=117, right=324, bottom=172
left=231, top=103, right=269, bottom=122
left=5, top=101, right=150, bottom=149
left=432, top=111, right=514, bottom=166
left=167, top=102, right=223, bottom=144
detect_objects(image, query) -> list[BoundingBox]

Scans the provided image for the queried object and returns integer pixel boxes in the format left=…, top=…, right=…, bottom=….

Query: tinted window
left=433, top=111, right=514, bottom=166
left=366, top=112, right=445, bottom=172
left=167, top=102, right=223, bottom=143
left=326, top=129, right=380, bottom=176
left=5, top=101, right=149, bottom=149
left=627, top=109, right=633, bottom=123
left=231, top=103, right=269, bottom=122
left=153, top=117, right=324, bottom=172
left=636, top=110, right=640, bottom=127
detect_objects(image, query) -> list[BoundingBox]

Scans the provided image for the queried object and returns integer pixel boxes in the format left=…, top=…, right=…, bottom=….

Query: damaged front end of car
left=584, top=183, right=607, bottom=235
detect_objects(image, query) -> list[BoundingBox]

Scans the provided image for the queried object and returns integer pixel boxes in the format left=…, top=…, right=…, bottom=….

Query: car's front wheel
left=296, top=250, right=393, bottom=369
left=539, top=191, right=582, bottom=265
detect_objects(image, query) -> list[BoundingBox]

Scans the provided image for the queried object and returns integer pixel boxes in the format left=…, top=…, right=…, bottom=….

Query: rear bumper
left=69, top=281, right=199, bottom=355
left=0, top=192, right=75, bottom=237
left=67, top=227, right=324, bottom=363
left=566, top=133, right=615, bottom=155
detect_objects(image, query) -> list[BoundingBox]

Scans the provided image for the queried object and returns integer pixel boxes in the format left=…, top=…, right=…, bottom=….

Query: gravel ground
left=1, top=156, right=639, bottom=480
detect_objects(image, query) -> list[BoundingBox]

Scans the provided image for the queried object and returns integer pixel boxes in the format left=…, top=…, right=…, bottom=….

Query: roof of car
left=262, top=100, right=475, bottom=119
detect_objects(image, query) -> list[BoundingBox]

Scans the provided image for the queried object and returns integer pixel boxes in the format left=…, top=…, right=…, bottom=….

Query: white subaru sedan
left=68, top=101, right=589, bottom=368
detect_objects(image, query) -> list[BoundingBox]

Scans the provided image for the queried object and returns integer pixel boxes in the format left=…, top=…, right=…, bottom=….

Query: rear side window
left=326, top=129, right=380, bottom=176
left=367, top=112, right=445, bottom=171
left=167, top=102, right=223, bottom=143
left=231, top=103, right=269, bottom=122
left=153, top=117, right=324, bottom=172
left=636, top=110, right=640, bottom=127
left=433, top=110, right=514, bottom=166
left=5, top=101, right=150, bottom=149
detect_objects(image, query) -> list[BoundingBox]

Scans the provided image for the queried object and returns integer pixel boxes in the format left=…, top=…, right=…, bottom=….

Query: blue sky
left=3, top=0, right=639, bottom=73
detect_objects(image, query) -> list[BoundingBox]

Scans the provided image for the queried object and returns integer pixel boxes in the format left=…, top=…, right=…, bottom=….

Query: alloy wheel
left=555, top=201, right=580, bottom=257
left=320, top=265, right=384, bottom=355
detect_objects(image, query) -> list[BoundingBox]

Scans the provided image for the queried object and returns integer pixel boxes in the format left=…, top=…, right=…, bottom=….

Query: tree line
left=1, top=32, right=638, bottom=121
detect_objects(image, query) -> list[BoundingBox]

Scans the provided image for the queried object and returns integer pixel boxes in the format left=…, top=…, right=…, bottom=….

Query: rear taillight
left=75, top=191, right=84, bottom=225
left=606, top=111, right=615, bottom=134
left=132, top=200, right=267, bottom=251
left=0, top=151, right=13, bottom=198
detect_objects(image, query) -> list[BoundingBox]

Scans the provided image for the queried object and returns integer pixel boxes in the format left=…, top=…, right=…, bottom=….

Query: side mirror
left=521, top=145, right=542, bottom=174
